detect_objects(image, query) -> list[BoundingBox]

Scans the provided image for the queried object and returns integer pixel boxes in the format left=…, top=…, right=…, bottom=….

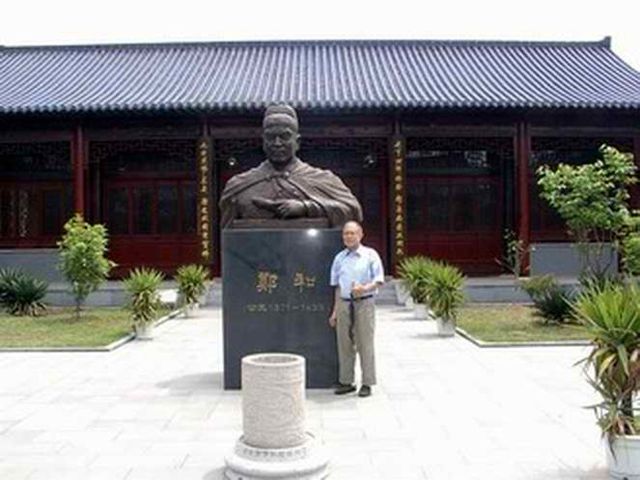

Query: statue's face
left=263, top=120, right=299, bottom=166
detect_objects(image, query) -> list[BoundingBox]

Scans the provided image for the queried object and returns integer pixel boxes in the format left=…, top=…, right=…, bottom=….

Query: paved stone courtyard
left=0, top=305, right=607, bottom=479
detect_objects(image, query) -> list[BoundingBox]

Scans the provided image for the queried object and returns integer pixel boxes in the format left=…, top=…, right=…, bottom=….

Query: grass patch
left=0, top=307, right=170, bottom=348
left=456, top=304, right=590, bottom=343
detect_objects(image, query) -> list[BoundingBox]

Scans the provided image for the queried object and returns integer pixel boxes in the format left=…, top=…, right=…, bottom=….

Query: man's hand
left=252, top=198, right=306, bottom=218
left=328, top=312, right=337, bottom=328
left=351, top=282, right=369, bottom=297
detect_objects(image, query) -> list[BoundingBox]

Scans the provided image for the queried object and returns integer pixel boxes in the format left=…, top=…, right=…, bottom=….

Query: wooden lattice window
left=97, top=139, right=198, bottom=236
left=405, top=137, right=511, bottom=233
left=0, top=142, right=72, bottom=243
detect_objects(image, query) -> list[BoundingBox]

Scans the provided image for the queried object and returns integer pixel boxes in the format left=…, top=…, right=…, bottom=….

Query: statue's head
left=262, top=104, right=300, bottom=166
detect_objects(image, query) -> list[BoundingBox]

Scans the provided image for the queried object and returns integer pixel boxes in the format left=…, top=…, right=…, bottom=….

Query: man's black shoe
left=358, top=385, right=372, bottom=397
left=334, top=383, right=356, bottom=395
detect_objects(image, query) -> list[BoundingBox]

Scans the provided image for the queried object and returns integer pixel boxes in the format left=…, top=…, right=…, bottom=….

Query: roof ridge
left=0, top=37, right=613, bottom=52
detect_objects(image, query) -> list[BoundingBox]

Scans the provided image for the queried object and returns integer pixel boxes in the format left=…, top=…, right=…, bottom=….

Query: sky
left=1, top=0, right=639, bottom=70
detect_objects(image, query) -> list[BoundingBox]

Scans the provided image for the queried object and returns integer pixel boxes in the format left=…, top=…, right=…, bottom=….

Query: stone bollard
left=225, top=353, right=329, bottom=480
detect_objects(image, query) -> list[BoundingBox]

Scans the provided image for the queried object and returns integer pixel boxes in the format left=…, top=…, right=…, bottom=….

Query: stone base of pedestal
left=225, top=433, right=329, bottom=480
left=222, top=228, right=341, bottom=389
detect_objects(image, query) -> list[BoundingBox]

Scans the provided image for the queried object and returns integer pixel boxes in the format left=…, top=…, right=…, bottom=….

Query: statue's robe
left=219, top=158, right=363, bottom=228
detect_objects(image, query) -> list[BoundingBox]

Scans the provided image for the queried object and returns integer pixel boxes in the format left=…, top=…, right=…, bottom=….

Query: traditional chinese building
left=0, top=38, right=639, bottom=276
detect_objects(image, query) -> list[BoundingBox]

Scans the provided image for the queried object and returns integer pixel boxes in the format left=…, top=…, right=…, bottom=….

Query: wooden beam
left=85, top=125, right=200, bottom=141
left=516, top=122, right=531, bottom=275
left=530, top=126, right=638, bottom=138
left=401, top=125, right=516, bottom=138
left=72, top=126, right=86, bottom=216
left=0, top=130, right=72, bottom=143
left=208, top=125, right=391, bottom=139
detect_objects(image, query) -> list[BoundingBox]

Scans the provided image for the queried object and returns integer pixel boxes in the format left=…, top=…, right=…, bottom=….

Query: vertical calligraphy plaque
left=390, top=136, right=407, bottom=274
left=197, top=137, right=213, bottom=264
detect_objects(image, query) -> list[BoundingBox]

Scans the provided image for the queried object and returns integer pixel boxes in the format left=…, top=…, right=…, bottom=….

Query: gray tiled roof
left=0, top=38, right=639, bottom=114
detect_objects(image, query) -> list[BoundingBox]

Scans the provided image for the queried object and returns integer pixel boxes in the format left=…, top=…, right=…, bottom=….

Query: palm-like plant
left=573, top=282, right=640, bottom=442
left=520, top=275, right=575, bottom=324
left=175, top=264, right=210, bottom=309
left=422, top=262, right=465, bottom=323
left=0, top=268, right=48, bottom=316
left=123, top=268, right=164, bottom=333
left=397, top=256, right=437, bottom=304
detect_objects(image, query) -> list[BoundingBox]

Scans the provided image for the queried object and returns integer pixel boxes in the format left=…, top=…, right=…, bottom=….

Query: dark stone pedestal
left=222, top=228, right=342, bottom=389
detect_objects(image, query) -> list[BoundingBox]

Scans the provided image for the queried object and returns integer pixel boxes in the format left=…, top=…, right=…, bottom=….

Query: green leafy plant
left=621, top=232, right=640, bottom=276
left=495, top=229, right=529, bottom=276
left=176, top=264, right=210, bottom=309
left=422, top=262, right=465, bottom=322
left=519, top=275, right=575, bottom=324
left=572, top=282, right=640, bottom=444
left=123, top=268, right=164, bottom=332
left=0, top=268, right=48, bottom=316
left=58, top=214, right=115, bottom=319
left=537, top=145, right=637, bottom=283
left=397, top=256, right=437, bottom=304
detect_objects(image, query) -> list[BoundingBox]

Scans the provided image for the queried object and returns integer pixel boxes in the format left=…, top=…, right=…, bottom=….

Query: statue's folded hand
left=252, top=197, right=279, bottom=212
left=252, top=197, right=306, bottom=218
left=275, top=199, right=306, bottom=218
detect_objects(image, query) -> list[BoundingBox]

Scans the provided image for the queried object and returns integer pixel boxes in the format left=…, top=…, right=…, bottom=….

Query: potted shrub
left=176, top=264, right=210, bottom=317
left=123, top=267, right=164, bottom=340
left=397, top=256, right=436, bottom=319
left=573, top=282, right=640, bottom=478
left=423, top=262, right=465, bottom=337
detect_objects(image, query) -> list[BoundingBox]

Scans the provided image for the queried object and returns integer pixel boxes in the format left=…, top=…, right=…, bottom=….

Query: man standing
left=329, top=221, right=384, bottom=397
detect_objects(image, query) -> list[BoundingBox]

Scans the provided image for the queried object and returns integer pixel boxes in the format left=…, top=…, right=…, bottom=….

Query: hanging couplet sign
left=390, top=137, right=407, bottom=267
left=197, top=137, right=213, bottom=263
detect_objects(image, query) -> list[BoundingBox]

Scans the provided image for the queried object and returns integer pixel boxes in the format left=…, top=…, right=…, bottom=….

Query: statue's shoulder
left=223, top=162, right=269, bottom=190
left=296, top=160, right=339, bottom=179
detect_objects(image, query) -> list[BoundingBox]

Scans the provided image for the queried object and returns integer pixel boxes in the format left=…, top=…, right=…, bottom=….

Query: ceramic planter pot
left=183, top=302, right=199, bottom=318
left=436, top=317, right=456, bottom=337
left=135, top=323, right=153, bottom=341
left=606, top=435, right=640, bottom=479
left=395, top=281, right=411, bottom=306
left=413, top=303, right=429, bottom=320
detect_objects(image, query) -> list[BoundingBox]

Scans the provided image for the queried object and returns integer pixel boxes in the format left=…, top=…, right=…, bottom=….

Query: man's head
left=342, top=220, right=364, bottom=250
left=262, top=104, right=300, bottom=167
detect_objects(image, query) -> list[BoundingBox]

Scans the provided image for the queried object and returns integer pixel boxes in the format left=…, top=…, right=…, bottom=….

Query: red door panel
left=407, top=177, right=503, bottom=275
left=103, top=179, right=199, bottom=277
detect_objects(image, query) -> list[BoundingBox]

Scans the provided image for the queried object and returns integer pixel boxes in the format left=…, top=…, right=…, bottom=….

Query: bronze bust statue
left=219, top=104, right=363, bottom=228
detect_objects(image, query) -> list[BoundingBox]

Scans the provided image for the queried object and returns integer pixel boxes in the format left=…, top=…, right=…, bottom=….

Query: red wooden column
left=72, top=125, right=86, bottom=216
left=389, top=133, right=407, bottom=275
left=633, top=135, right=640, bottom=209
left=516, top=121, right=532, bottom=275
left=635, top=136, right=640, bottom=190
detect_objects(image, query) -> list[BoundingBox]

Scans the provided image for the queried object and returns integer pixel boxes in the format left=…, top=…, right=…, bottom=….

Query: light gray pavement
left=0, top=305, right=607, bottom=479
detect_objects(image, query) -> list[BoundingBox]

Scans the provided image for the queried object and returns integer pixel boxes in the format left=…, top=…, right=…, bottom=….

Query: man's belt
left=341, top=295, right=373, bottom=302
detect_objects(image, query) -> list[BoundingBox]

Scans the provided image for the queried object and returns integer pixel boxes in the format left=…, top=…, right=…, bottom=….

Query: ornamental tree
left=58, top=214, right=115, bottom=319
left=536, top=145, right=637, bottom=281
